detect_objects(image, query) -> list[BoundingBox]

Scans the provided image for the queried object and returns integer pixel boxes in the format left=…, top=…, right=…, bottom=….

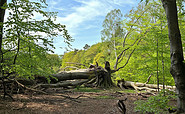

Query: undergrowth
left=134, top=89, right=177, bottom=114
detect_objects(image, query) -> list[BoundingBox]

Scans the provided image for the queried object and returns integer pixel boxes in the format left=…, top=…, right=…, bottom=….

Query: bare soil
left=0, top=88, right=165, bottom=114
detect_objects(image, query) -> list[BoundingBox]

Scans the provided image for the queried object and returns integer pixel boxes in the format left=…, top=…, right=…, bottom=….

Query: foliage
left=0, top=0, right=72, bottom=81
left=134, top=90, right=177, bottom=114
left=93, top=53, right=105, bottom=67
left=113, top=1, right=174, bottom=85
left=101, top=9, right=125, bottom=69
left=46, top=54, right=61, bottom=71
left=61, top=43, right=102, bottom=70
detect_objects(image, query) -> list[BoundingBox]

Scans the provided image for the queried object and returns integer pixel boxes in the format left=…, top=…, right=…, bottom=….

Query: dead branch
left=123, top=81, right=176, bottom=92
left=57, top=94, right=83, bottom=103
left=15, top=79, right=47, bottom=94
left=145, top=73, right=153, bottom=84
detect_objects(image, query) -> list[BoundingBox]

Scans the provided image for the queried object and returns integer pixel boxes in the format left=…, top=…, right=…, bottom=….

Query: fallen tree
left=117, top=79, right=176, bottom=92
left=0, top=61, right=115, bottom=95
left=0, top=61, right=176, bottom=96
left=41, top=61, right=114, bottom=88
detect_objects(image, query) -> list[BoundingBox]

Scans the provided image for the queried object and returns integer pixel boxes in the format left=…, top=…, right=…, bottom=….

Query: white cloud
left=109, top=0, right=135, bottom=6
left=54, top=0, right=136, bottom=36
left=49, top=0, right=137, bottom=54
left=4, top=0, right=137, bottom=55
left=55, top=0, right=113, bottom=35
left=47, top=0, right=65, bottom=11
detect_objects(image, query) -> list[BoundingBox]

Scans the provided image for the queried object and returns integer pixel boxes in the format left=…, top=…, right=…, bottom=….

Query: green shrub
left=134, top=90, right=176, bottom=114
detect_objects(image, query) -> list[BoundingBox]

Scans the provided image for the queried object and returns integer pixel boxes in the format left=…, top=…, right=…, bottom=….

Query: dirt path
left=0, top=89, right=149, bottom=114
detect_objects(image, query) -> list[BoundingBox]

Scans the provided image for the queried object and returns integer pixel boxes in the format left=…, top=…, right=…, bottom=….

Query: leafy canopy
left=0, top=0, right=72, bottom=81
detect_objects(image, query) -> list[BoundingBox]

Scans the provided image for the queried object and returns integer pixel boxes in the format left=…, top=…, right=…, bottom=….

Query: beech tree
left=160, top=0, right=185, bottom=113
left=0, top=0, right=72, bottom=98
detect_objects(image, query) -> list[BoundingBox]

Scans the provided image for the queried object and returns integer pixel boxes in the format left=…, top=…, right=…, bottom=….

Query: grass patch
left=118, top=89, right=146, bottom=94
left=73, top=86, right=144, bottom=94
left=119, top=89, right=136, bottom=93
left=74, top=87, right=103, bottom=93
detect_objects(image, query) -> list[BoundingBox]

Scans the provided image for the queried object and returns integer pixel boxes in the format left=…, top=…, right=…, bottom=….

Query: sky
left=5, top=0, right=139, bottom=55
left=43, top=0, right=140, bottom=55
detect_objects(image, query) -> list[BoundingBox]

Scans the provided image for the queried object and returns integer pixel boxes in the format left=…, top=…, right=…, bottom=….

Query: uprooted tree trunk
left=39, top=61, right=114, bottom=88
left=93, top=61, right=114, bottom=88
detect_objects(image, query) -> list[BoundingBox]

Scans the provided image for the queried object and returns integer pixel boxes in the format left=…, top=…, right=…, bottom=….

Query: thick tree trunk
left=0, top=0, right=9, bottom=99
left=51, top=69, right=94, bottom=82
left=161, top=0, right=185, bottom=113
left=36, top=79, right=89, bottom=89
left=11, top=62, right=114, bottom=89
left=94, top=61, right=114, bottom=88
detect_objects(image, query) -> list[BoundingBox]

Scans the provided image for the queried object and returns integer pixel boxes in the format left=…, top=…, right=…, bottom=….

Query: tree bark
left=0, top=0, right=6, bottom=52
left=52, top=69, right=94, bottom=82
left=161, top=0, right=185, bottom=113
left=36, top=79, right=89, bottom=89
left=94, top=61, right=114, bottom=88
left=0, top=0, right=7, bottom=72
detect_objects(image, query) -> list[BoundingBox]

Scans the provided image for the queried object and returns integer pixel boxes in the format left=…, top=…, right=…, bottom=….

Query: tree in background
left=83, top=44, right=90, bottom=50
left=46, top=54, right=61, bottom=71
left=101, top=9, right=125, bottom=69
left=0, top=0, right=72, bottom=98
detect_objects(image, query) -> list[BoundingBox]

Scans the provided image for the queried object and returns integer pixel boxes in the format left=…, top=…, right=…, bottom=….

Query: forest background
left=1, top=0, right=185, bottom=88
left=60, top=0, right=185, bottom=86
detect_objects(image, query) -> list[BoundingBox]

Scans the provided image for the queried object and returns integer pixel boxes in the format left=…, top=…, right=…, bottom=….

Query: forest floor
left=0, top=87, right=176, bottom=114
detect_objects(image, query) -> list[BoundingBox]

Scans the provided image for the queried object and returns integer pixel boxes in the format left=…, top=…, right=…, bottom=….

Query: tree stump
left=95, top=61, right=114, bottom=88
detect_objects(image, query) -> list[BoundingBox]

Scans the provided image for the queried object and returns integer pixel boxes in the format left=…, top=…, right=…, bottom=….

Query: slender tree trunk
left=161, top=0, right=185, bottom=113
left=0, top=0, right=7, bottom=62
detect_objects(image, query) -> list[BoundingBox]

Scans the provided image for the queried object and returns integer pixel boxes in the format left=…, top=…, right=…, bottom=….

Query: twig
left=116, top=43, right=138, bottom=72
left=57, top=94, right=83, bottom=103
left=117, top=98, right=127, bottom=114
left=15, top=79, right=47, bottom=94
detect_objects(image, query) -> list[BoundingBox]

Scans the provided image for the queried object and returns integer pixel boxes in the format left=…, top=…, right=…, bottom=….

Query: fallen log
left=119, top=80, right=176, bottom=92
left=36, top=79, right=89, bottom=89
left=52, top=69, right=95, bottom=82
left=50, top=61, right=114, bottom=88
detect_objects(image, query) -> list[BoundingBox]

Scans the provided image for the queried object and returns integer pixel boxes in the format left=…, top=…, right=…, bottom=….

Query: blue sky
left=5, top=0, right=139, bottom=55
left=43, top=0, right=139, bottom=55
